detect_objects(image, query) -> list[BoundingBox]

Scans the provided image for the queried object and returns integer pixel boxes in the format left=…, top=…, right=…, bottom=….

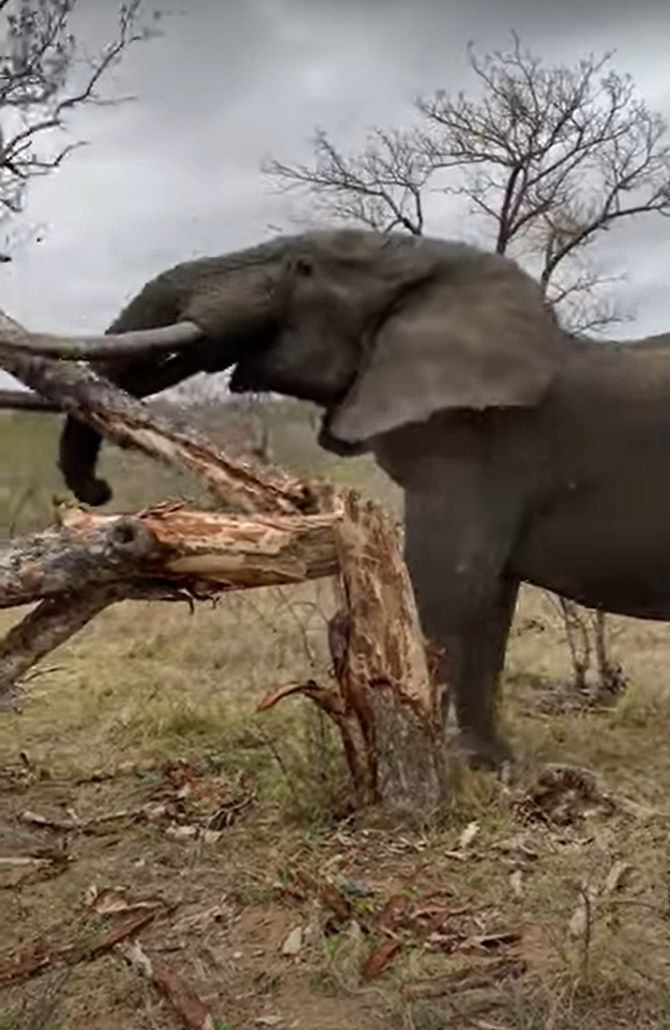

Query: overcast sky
left=2, top=0, right=670, bottom=389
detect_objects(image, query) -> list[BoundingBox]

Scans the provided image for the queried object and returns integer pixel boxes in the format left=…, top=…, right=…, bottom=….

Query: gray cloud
left=2, top=0, right=670, bottom=390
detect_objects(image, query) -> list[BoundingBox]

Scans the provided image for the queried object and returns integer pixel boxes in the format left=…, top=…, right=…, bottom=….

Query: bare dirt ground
left=2, top=407, right=670, bottom=1029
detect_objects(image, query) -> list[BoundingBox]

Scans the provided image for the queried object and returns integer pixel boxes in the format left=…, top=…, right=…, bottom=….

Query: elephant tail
left=58, top=414, right=112, bottom=506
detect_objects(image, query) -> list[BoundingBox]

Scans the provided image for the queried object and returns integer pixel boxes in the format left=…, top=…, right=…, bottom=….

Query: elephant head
left=58, top=237, right=296, bottom=504
left=58, top=228, right=565, bottom=504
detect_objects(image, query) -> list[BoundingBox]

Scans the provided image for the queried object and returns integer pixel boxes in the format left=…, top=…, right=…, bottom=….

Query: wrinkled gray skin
left=59, top=228, right=670, bottom=768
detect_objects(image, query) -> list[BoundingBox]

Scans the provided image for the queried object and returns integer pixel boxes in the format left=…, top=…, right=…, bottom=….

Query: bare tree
left=0, top=0, right=158, bottom=248
left=263, top=34, right=668, bottom=697
left=264, top=34, right=670, bottom=333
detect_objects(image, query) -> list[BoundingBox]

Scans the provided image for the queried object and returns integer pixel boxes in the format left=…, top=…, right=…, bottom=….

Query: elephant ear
left=326, top=255, right=562, bottom=445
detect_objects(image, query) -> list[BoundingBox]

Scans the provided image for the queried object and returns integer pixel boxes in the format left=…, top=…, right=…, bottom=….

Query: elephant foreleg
left=447, top=578, right=519, bottom=767
left=403, top=475, right=523, bottom=769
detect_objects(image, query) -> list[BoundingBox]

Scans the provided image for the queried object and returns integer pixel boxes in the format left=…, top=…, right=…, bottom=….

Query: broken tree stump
left=260, top=490, right=447, bottom=821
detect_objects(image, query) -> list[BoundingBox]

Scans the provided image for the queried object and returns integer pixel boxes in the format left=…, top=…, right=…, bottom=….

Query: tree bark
left=332, top=491, right=446, bottom=819
left=260, top=490, right=447, bottom=822
left=0, top=505, right=341, bottom=609
left=0, top=588, right=127, bottom=708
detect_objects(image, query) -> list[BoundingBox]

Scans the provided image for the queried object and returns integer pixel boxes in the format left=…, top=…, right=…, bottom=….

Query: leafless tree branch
left=0, top=0, right=158, bottom=216
left=263, top=34, right=670, bottom=332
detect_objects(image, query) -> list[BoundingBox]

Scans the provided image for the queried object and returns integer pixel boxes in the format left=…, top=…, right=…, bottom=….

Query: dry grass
left=2, top=405, right=670, bottom=1028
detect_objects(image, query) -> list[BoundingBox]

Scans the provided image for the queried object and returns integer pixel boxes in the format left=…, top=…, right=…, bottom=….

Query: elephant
left=54, top=227, right=670, bottom=768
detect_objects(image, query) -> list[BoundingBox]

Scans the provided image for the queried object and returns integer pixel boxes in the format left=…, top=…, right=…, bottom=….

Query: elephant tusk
left=0, top=315, right=204, bottom=360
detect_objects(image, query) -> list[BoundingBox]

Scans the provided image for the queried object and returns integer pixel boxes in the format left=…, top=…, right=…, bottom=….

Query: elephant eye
left=294, top=257, right=313, bottom=277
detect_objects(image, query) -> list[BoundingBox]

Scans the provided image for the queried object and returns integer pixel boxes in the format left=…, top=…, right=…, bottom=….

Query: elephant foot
left=457, top=730, right=514, bottom=771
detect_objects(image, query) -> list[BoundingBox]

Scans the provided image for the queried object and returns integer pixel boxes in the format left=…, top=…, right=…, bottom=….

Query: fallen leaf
left=459, top=821, right=481, bottom=850
left=492, top=834, right=540, bottom=862
left=375, top=894, right=409, bottom=933
left=165, top=824, right=198, bottom=841
left=603, top=860, right=631, bottom=895
left=509, top=870, right=524, bottom=898
left=360, top=939, right=402, bottom=982
left=199, top=829, right=224, bottom=845
left=84, top=885, right=165, bottom=916
left=0, top=908, right=158, bottom=987
left=0, top=939, right=49, bottom=986
left=119, top=939, right=218, bottom=1030
left=334, top=876, right=373, bottom=898
left=319, top=882, right=352, bottom=925
left=281, top=927, right=303, bottom=957
left=175, top=899, right=236, bottom=932
left=569, top=884, right=599, bottom=938
left=410, top=903, right=471, bottom=937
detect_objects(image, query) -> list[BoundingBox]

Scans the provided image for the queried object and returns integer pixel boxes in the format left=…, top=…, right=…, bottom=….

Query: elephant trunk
left=57, top=240, right=290, bottom=505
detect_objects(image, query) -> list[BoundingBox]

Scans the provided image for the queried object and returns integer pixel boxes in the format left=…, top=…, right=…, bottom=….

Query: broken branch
left=0, top=506, right=340, bottom=609
left=0, top=505, right=341, bottom=699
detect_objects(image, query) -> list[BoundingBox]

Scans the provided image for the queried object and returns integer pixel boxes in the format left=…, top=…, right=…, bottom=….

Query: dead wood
left=260, top=490, right=447, bottom=819
left=0, top=505, right=340, bottom=609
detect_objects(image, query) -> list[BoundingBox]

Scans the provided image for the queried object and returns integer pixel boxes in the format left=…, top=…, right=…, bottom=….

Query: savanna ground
left=2, top=401, right=670, bottom=1030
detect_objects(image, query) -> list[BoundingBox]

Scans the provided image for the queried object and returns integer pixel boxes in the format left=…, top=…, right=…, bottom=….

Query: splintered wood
left=261, top=491, right=446, bottom=816
left=0, top=320, right=448, bottom=815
